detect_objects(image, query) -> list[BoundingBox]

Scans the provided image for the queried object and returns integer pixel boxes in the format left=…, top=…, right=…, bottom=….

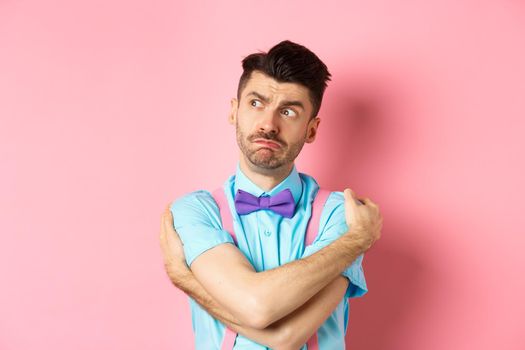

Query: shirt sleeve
left=169, top=190, right=235, bottom=267
left=300, top=191, right=368, bottom=299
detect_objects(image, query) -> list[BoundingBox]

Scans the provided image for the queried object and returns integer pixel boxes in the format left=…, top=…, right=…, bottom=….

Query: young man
left=159, top=40, right=383, bottom=349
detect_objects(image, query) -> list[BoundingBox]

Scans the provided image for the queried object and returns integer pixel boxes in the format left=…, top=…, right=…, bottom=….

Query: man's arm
left=171, top=266, right=349, bottom=350
left=161, top=212, right=350, bottom=349
left=169, top=187, right=382, bottom=329
left=189, top=233, right=365, bottom=329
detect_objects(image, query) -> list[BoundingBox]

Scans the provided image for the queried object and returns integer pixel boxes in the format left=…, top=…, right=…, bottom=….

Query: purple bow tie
left=234, top=188, right=296, bottom=218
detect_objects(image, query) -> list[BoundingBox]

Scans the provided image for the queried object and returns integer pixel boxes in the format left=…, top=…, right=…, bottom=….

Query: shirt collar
left=233, top=162, right=303, bottom=206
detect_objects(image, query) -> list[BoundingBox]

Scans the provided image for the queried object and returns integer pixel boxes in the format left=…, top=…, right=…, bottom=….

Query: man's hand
left=343, top=188, right=383, bottom=251
left=159, top=204, right=189, bottom=282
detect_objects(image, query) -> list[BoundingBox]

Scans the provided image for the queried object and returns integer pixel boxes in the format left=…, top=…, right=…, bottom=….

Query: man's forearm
left=168, top=267, right=240, bottom=326
left=170, top=268, right=284, bottom=348
left=171, top=268, right=348, bottom=350
left=246, top=231, right=366, bottom=326
left=188, top=228, right=367, bottom=329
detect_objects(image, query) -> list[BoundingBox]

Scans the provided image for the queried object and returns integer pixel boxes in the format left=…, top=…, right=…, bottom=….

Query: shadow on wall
left=306, top=69, right=417, bottom=194
left=345, top=238, right=426, bottom=349
left=313, top=75, right=429, bottom=349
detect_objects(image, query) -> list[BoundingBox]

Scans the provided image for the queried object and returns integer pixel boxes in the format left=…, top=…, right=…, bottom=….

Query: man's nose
left=257, top=109, right=279, bottom=135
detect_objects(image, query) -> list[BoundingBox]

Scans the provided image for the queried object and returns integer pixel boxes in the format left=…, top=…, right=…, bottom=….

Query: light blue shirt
left=170, top=162, right=368, bottom=349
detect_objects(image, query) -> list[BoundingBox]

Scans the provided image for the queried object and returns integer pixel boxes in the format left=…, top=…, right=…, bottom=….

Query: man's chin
left=248, top=154, right=284, bottom=170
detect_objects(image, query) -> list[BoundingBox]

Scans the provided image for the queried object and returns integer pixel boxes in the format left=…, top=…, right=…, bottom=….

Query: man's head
left=237, top=40, right=331, bottom=120
left=229, top=40, right=331, bottom=171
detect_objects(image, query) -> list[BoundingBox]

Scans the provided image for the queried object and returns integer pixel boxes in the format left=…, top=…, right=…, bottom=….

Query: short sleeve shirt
left=170, top=162, right=368, bottom=349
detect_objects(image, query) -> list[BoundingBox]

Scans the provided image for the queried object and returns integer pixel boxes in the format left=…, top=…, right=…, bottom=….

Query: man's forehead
left=242, top=71, right=310, bottom=101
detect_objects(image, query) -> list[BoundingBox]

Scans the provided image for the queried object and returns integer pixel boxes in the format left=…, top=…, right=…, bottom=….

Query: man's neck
left=239, top=155, right=294, bottom=192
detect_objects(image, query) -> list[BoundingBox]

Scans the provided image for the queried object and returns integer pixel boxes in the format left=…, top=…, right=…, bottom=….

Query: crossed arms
left=161, top=189, right=381, bottom=349
left=174, top=236, right=366, bottom=350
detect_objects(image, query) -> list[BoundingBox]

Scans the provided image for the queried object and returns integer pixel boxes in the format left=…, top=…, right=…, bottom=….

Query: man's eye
left=250, top=100, right=263, bottom=108
left=281, top=108, right=297, bottom=117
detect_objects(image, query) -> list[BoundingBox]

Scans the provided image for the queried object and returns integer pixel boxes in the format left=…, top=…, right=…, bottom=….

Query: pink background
left=1, top=1, right=524, bottom=349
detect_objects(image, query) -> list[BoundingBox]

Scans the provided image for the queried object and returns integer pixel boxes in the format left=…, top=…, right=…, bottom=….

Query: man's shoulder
left=324, top=191, right=344, bottom=210
left=169, top=174, right=234, bottom=219
left=170, top=189, right=218, bottom=215
left=316, top=190, right=347, bottom=234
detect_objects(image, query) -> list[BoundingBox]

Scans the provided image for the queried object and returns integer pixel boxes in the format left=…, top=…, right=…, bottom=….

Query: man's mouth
left=253, top=139, right=282, bottom=149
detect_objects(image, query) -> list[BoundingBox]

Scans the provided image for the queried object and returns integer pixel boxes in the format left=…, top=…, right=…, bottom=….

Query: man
left=159, top=40, right=383, bottom=349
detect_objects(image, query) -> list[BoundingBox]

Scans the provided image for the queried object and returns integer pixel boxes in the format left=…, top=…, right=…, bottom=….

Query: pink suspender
left=212, top=188, right=237, bottom=244
left=211, top=187, right=331, bottom=350
left=305, top=189, right=331, bottom=246
left=303, top=188, right=330, bottom=350
left=211, top=188, right=238, bottom=349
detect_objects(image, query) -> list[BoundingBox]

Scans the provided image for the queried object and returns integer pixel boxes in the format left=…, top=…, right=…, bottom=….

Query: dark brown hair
left=237, top=40, right=332, bottom=119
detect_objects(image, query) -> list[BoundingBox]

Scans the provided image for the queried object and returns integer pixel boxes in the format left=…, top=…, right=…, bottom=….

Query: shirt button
left=264, top=230, right=271, bottom=237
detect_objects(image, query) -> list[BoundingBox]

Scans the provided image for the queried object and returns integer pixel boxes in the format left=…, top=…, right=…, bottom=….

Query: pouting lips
left=253, top=139, right=282, bottom=149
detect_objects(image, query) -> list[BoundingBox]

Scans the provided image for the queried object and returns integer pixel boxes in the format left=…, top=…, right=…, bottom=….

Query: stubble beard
left=235, top=121, right=307, bottom=170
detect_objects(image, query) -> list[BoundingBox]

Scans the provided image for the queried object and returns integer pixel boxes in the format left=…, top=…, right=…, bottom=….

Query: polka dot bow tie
left=233, top=188, right=296, bottom=218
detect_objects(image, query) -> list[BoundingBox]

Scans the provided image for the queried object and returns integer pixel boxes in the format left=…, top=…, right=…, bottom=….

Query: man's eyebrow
left=246, top=91, right=305, bottom=110
left=280, top=99, right=305, bottom=110
left=246, top=91, right=270, bottom=103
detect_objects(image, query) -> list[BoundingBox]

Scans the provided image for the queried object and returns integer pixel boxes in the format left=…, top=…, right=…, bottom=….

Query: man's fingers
left=163, top=205, right=174, bottom=233
left=344, top=188, right=355, bottom=201
left=160, top=203, right=174, bottom=245
left=162, top=205, right=182, bottom=243
left=344, top=188, right=361, bottom=207
left=363, top=197, right=379, bottom=210
left=344, top=188, right=357, bottom=222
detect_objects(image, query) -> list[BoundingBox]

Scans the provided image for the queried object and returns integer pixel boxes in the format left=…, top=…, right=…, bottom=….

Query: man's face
left=229, top=70, right=321, bottom=170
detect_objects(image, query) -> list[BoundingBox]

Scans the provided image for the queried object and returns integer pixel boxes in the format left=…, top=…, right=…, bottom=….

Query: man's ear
left=228, top=98, right=238, bottom=125
left=305, top=116, right=321, bottom=143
